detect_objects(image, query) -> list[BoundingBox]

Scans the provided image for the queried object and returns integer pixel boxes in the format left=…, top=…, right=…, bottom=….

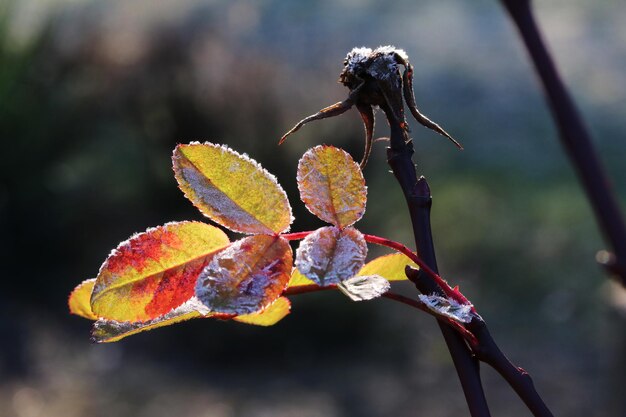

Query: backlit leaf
left=196, top=235, right=292, bottom=315
left=69, top=279, right=97, bottom=320
left=295, top=226, right=367, bottom=286
left=287, top=268, right=316, bottom=288
left=297, top=145, right=366, bottom=228
left=173, top=142, right=293, bottom=234
left=233, top=297, right=291, bottom=326
left=91, top=297, right=213, bottom=343
left=357, top=253, right=417, bottom=281
left=91, top=221, right=230, bottom=322
left=338, top=275, right=390, bottom=301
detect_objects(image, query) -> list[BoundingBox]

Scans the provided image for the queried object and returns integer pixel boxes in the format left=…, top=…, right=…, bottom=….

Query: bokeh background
left=1, top=0, right=625, bottom=416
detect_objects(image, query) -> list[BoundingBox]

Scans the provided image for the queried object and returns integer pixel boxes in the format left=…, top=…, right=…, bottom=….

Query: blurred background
left=1, top=0, right=625, bottom=416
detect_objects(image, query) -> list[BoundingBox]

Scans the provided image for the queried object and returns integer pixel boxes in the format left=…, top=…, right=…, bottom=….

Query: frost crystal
left=418, top=294, right=474, bottom=323
left=345, top=46, right=373, bottom=74
left=342, top=45, right=408, bottom=88
left=173, top=141, right=294, bottom=235
left=195, top=235, right=291, bottom=315
left=338, top=275, right=390, bottom=301
left=295, top=226, right=367, bottom=286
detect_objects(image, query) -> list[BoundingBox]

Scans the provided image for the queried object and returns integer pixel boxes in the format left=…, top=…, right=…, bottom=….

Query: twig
left=498, top=0, right=626, bottom=284
left=383, top=104, right=493, bottom=417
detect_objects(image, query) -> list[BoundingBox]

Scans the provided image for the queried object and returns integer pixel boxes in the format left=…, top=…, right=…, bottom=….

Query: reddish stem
left=282, top=283, right=478, bottom=346
left=283, top=284, right=336, bottom=295
left=381, top=292, right=479, bottom=347
left=281, top=229, right=471, bottom=306
left=363, top=233, right=471, bottom=305
left=281, top=231, right=314, bottom=241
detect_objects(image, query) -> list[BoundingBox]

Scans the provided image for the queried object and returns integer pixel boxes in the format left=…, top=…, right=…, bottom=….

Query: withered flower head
left=281, top=46, right=461, bottom=168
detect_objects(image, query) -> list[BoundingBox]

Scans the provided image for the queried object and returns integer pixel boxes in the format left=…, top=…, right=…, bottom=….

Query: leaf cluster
left=69, top=142, right=416, bottom=342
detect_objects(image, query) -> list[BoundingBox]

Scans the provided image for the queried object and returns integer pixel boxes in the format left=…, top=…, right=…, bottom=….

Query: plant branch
left=498, top=0, right=626, bottom=284
left=363, top=233, right=470, bottom=305
left=385, top=96, right=553, bottom=416
left=281, top=231, right=314, bottom=241
left=467, top=318, right=555, bottom=417
left=282, top=283, right=479, bottom=346
left=381, top=292, right=479, bottom=347
left=383, top=104, right=492, bottom=417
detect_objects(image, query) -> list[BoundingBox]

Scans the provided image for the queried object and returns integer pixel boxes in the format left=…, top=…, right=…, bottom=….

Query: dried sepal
left=173, top=142, right=293, bottom=235
left=297, top=146, right=366, bottom=228
left=68, top=278, right=97, bottom=320
left=338, top=275, right=390, bottom=301
left=295, top=226, right=367, bottom=286
left=90, top=221, right=229, bottom=322
left=196, top=235, right=293, bottom=315
left=233, top=297, right=291, bottom=326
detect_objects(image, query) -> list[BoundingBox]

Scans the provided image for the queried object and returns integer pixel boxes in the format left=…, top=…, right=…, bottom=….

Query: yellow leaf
left=173, top=142, right=293, bottom=234
left=297, top=145, right=366, bottom=228
left=69, top=279, right=97, bottom=320
left=357, top=253, right=417, bottom=281
left=234, top=297, right=291, bottom=326
left=91, top=221, right=230, bottom=322
left=295, top=226, right=367, bottom=286
left=196, top=235, right=293, bottom=315
left=287, top=268, right=316, bottom=287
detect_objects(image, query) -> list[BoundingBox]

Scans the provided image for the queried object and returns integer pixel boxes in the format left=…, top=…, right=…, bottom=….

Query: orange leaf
left=91, top=221, right=230, bottom=322
left=295, top=226, right=367, bottom=286
left=297, top=145, right=366, bottom=228
left=69, top=279, right=97, bottom=320
left=357, top=253, right=417, bottom=281
left=196, top=235, right=292, bottom=315
left=233, top=297, right=291, bottom=326
left=173, top=142, right=293, bottom=234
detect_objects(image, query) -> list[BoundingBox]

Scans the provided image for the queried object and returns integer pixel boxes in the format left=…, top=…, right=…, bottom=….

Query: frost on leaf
left=338, top=275, right=390, bottom=301
left=295, top=226, right=367, bottom=286
left=91, top=297, right=212, bottom=343
left=357, top=253, right=417, bottom=281
left=196, top=235, right=292, bottom=315
left=173, top=142, right=293, bottom=235
left=233, top=297, right=291, bottom=326
left=90, top=221, right=230, bottom=322
left=297, top=145, right=366, bottom=228
left=418, top=294, right=474, bottom=323
left=69, top=279, right=97, bottom=320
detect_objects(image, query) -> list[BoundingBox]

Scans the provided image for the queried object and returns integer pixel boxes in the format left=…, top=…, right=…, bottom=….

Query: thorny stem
left=499, top=0, right=626, bottom=284
left=381, top=104, right=492, bottom=417
left=466, top=319, right=554, bottom=417
left=384, top=103, right=554, bottom=417
left=381, top=72, right=554, bottom=417
left=363, top=233, right=471, bottom=306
